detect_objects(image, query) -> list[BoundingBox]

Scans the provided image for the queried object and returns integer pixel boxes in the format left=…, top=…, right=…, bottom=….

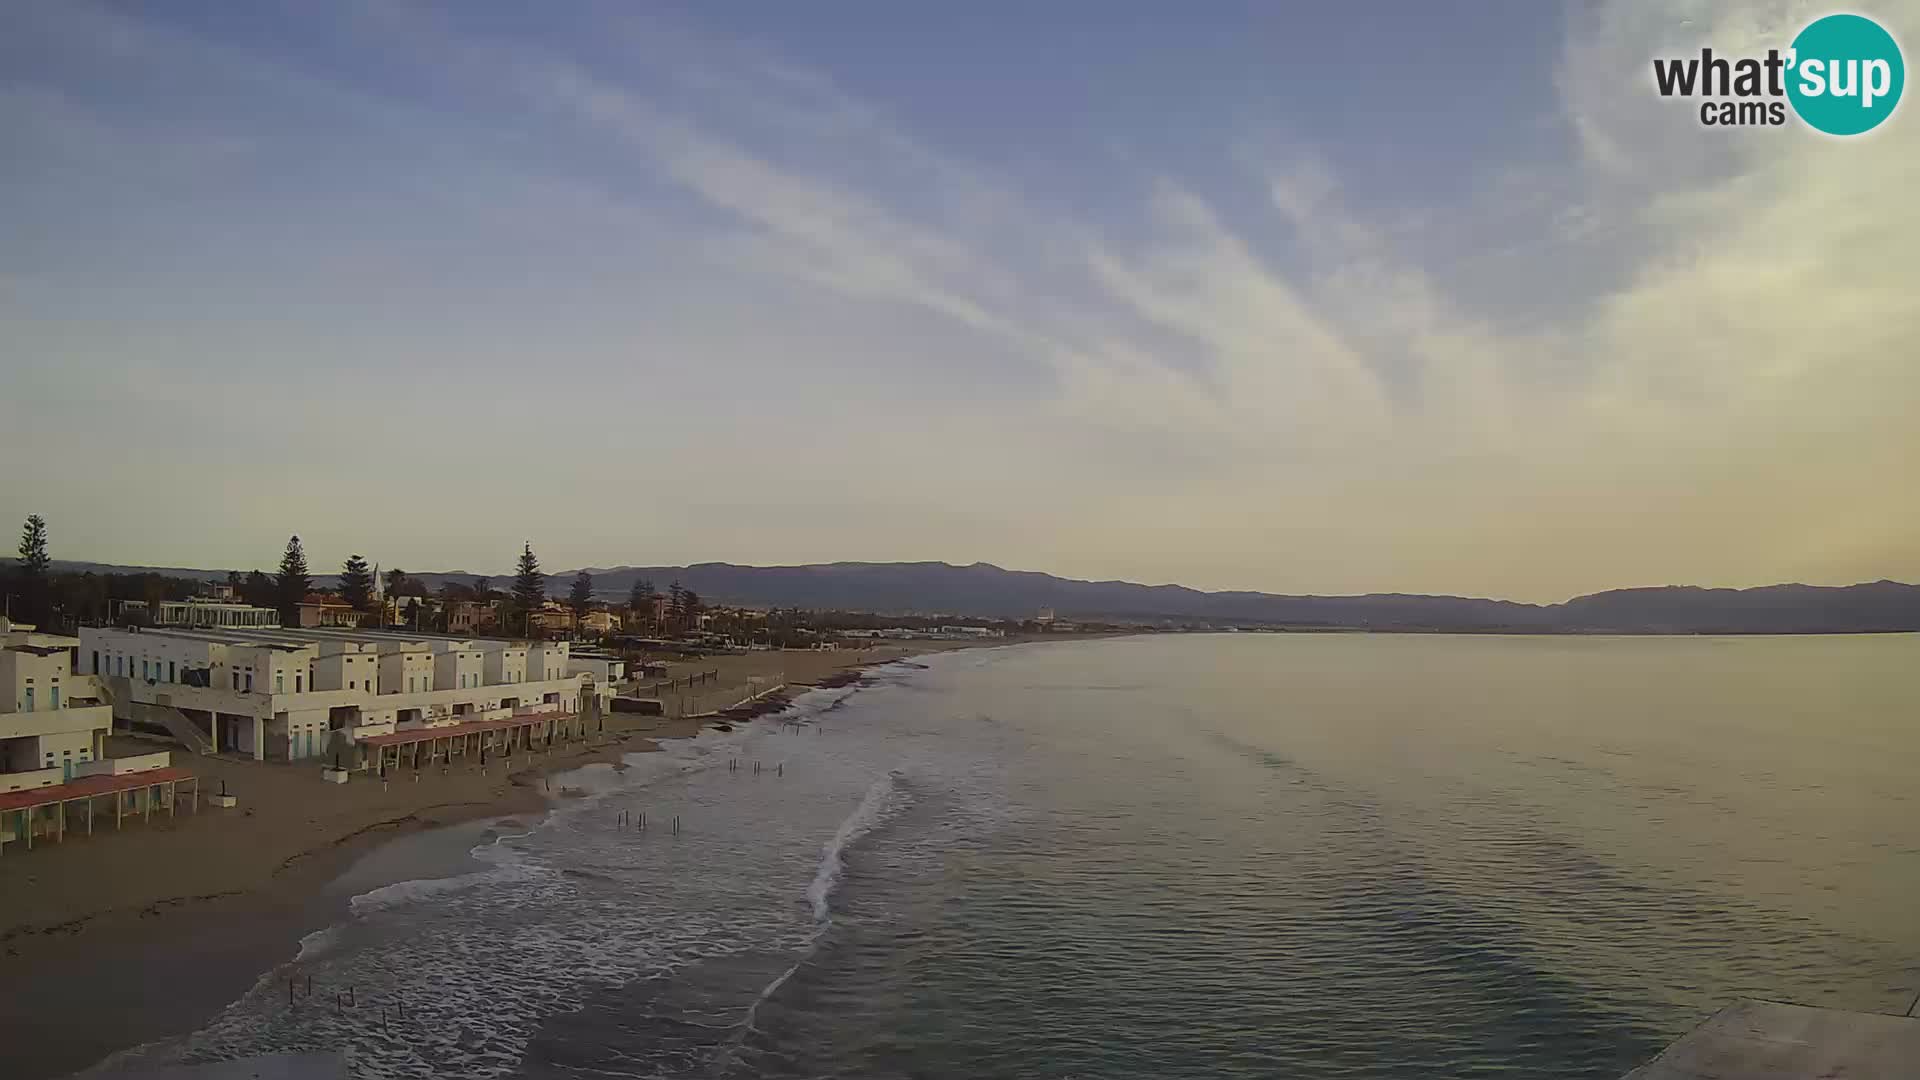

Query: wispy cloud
left=1, top=0, right=1915, bottom=599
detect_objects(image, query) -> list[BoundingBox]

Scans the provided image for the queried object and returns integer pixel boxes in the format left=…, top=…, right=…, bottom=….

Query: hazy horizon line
left=13, top=553, right=1914, bottom=610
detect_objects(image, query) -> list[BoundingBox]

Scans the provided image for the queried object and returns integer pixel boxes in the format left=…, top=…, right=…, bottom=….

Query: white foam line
left=807, top=771, right=905, bottom=922
left=710, top=770, right=908, bottom=1072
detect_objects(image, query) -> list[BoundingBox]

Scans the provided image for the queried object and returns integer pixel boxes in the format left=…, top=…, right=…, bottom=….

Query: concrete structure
left=567, top=651, right=626, bottom=685
left=1623, top=999, right=1920, bottom=1079
left=1, top=623, right=113, bottom=786
left=482, top=643, right=527, bottom=686
left=79, top=625, right=607, bottom=765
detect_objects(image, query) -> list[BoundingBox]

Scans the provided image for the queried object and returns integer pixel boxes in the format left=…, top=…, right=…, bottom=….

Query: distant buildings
left=296, top=594, right=369, bottom=628
left=111, top=598, right=282, bottom=630
left=528, top=603, right=576, bottom=636
left=840, top=626, right=1005, bottom=641
left=447, top=600, right=496, bottom=635
left=579, top=611, right=621, bottom=635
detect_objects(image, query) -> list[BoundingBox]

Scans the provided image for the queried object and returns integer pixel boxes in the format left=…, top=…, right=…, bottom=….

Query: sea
left=84, top=633, right=1920, bottom=1079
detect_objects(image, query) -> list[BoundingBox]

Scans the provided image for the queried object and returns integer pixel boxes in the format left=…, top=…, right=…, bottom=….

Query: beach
left=0, top=642, right=961, bottom=1080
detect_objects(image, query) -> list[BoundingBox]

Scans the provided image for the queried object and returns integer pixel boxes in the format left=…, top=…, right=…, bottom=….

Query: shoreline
left=0, top=641, right=1003, bottom=1080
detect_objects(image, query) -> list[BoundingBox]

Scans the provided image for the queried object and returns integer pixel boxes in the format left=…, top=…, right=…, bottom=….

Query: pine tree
left=14, top=514, right=51, bottom=625
left=275, top=536, right=311, bottom=626
left=568, top=570, right=594, bottom=618
left=340, top=554, right=375, bottom=611
left=682, top=589, right=702, bottom=629
left=511, top=543, right=546, bottom=628
left=667, top=580, right=686, bottom=630
left=471, top=575, right=491, bottom=600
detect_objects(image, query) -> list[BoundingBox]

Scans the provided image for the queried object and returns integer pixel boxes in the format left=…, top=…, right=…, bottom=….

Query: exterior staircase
left=130, top=701, right=215, bottom=756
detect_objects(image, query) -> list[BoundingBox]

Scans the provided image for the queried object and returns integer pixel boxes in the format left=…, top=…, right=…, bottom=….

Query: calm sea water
left=94, top=634, right=1920, bottom=1078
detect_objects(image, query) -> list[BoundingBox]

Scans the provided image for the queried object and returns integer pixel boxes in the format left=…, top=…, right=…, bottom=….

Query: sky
left=2, top=0, right=1916, bottom=603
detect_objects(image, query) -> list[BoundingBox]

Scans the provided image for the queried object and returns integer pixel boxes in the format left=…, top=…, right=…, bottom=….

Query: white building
left=152, top=599, right=282, bottom=629
left=78, top=625, right=609, bottom=764
left=566, top=651, right=627, bottom=686
left=1, top=619, right=114, bottom=791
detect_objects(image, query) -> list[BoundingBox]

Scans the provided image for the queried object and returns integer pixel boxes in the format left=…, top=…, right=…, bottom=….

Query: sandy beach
left=0, top=642, right=968, bottom=1080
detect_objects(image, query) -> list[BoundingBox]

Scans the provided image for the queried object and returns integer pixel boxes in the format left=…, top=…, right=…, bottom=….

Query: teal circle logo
left=1787, top=14, right=1904, bottom=135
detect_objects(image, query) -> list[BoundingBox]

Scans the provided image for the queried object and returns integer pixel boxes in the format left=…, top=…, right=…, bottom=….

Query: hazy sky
left=3, top=1, right=1915, bottom=602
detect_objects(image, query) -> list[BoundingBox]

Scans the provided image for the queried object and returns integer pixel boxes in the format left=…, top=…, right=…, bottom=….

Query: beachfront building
left=78, top=625, right=611, bottom=765
left=0, top=620, right=198, bottom=852
left=1, top=620, right=114, bottom=788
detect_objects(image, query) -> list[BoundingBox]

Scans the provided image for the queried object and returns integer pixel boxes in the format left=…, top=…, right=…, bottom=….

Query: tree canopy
left=275, top=536, right=311, bottom=625
left=511, top=543, right=546, bottom=618
left=340, top=554, right=375, bottom=612
left=568, top=570, right=594, bottom=617
left=13, top=514, right=51, bottom=625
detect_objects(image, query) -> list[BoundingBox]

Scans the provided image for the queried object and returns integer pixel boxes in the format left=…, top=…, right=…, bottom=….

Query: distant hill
left=14, top=557, right=1916, bottom=634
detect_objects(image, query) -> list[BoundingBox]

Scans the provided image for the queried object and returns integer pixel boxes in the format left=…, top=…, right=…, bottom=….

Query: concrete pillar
left=253, top=716, right=264, bottom=761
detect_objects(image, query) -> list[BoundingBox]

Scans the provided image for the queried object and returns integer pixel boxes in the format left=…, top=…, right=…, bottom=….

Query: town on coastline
left=0, top=518, right=1085, bottom=858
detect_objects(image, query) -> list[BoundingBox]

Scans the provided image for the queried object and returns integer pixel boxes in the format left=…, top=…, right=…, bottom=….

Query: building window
left=51, top=687, right=60, bottom=709
left=232, top=672, right=240, bottom=690
left=169, top=661, right=176, bottom=682
left=276, top=673, right=284, bottom=694
left=142, top=660, right=151, bottom=680
left=24, top=688, right=34, bottom=712
left=296, top=674, right=303, bottom=692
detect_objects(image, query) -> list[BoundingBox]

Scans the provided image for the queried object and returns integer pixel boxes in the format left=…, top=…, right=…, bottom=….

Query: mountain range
left=11, top=558, right=1920, bottom=634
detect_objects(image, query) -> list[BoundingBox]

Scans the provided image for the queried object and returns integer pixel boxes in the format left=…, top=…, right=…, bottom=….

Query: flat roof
left=0, top=766, right=196, bottom=813
left=360, top=712, right=577, bottom=748
left=95, top=627, right=316, bottom=650
left=4, top=643, right=69, bottom=657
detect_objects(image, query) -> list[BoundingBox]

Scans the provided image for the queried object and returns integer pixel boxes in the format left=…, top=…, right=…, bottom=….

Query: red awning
left=0, top=767, right=196, bottom=813
left=360, top=712, right=574, bottom=748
